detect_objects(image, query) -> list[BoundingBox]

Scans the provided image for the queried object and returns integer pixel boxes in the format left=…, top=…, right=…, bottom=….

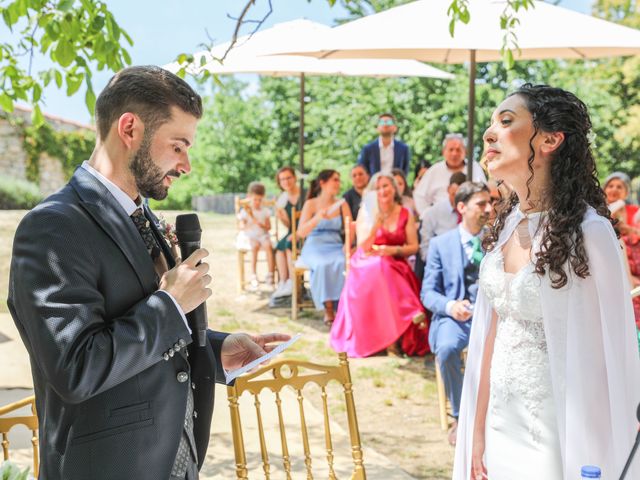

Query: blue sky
left=5, top=0, right=592, bottom=123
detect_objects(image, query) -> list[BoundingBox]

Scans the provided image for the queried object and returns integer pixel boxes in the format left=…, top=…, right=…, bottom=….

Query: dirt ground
left=0, top=210, right=455, bottom=479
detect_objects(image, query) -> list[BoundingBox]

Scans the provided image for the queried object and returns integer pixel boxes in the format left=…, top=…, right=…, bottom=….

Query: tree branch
left=220, top=0, right=273, bottom=62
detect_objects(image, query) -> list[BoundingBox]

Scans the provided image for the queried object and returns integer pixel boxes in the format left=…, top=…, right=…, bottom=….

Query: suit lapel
left=373, top=142, right=381, bottom=173
left=70, top=168, right=157, bottom=290
left=394, top=142, right=401, bottom=169
left=452, top=228, right=466, bottom=288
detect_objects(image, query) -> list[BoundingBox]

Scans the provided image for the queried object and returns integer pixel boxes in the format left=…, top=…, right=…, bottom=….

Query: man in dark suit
left=357, top=113, right=411, bottom=176
left=7, top=66, right=288, bottom=480
left=420, top=181, right=492, bottom=447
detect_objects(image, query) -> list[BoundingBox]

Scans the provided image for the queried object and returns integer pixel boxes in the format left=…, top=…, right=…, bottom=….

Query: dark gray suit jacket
left=8, top=167, right=228, bottom=480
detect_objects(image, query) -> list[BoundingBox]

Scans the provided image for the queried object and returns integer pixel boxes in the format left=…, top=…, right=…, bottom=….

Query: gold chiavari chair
left=434, top=349, right=468, bottom=431
left=344, top=216, right=352, bottom=276
left=0, top=395, right=39, bottom=477
left=290, top=207, right=313, bottom=321
left=227, top=353, right=366, bottom=480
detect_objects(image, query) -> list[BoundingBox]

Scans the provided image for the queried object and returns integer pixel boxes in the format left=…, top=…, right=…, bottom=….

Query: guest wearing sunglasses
left=357, top=113, right=411, bottom=177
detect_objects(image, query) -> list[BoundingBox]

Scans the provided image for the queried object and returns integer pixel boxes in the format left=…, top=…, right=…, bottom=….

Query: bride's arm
left=471, top=309, right=498, bottom=480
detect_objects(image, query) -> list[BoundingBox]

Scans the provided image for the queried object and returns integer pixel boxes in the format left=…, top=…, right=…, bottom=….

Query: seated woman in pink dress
left=330, top=172, right=429, bottom=357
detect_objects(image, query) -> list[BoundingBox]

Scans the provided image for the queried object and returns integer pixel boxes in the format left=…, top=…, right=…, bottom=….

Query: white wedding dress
left=480, top=248, right=563, bottom=479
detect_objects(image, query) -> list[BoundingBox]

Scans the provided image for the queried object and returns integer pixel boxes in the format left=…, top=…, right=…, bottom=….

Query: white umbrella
left=275, top=0, right=640, bottom=178
left=165, top=19, right=453, bottom=174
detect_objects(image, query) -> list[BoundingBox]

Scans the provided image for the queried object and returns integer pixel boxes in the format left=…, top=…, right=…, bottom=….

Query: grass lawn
left=1, top=210, right=455, bottom=479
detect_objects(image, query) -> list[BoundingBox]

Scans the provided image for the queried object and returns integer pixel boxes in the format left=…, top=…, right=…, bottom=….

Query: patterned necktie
left=469, top=236, right=484, bottom=266
left=131, top=208, right=161, bottom=260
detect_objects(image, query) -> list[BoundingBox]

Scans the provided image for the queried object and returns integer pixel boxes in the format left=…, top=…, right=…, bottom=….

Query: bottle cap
left=581, top=465, right=601, bottom=478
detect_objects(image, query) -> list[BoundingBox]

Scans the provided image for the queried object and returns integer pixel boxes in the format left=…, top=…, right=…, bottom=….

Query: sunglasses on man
left=378, top=119, right=395, bottom=126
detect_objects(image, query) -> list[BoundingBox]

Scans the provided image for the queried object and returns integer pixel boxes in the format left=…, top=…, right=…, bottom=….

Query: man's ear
left=539, top=131, right=565, bottom=155
left=116, top=112, right=143, bottom=150
left=456, top=201, right=465, bottom=216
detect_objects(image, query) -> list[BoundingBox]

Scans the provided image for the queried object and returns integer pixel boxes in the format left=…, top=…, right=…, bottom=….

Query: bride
left=453, top=84, right=640, bottom=479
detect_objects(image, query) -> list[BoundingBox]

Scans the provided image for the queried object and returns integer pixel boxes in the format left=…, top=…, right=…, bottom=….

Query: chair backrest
left=227, top=353, right=366, bottom=479
left=344, top=215, right=352, bottom=276
left=0, top=395, right=39, bottom=478
left=291, top=206, right=303, bottom=261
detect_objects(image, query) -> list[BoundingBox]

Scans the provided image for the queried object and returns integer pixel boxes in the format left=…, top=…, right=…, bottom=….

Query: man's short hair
left=351, top=164, right=369, bottom=175
left=248, top=182, right=266, bottom=196
left=442, top=132, right=467, bottom=149
left=95, top=65, right=203, bottom=141
left=454, top=181, right=489, bottom=206
left=378, top=112, right=396, bottom=122
left=449, top=172, right=467, bottom=186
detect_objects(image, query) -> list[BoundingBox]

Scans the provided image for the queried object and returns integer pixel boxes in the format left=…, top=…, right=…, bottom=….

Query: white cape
left=453, top=206, right=640, bottom=479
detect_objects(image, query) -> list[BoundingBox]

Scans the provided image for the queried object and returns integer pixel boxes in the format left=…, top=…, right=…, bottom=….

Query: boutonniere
left=156, top=213, right=180, bottom=259
left=156, top=214, right=178, bottom=246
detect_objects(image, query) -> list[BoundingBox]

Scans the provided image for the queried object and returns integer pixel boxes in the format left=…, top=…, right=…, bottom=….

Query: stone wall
left=0, top=106, right=94, bottom=195
left=38, top=153, right=67, bottom=196
left=0, top=117, right=28, bottom=182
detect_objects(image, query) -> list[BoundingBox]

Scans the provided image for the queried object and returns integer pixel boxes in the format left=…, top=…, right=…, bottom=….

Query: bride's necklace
left=515, top=218, right=532, bottom=249
left=515, top=210, right=545, bottom=249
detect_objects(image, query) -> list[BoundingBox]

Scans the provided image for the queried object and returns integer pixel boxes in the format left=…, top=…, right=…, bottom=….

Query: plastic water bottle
left=581, top=465, right=601, bottom=479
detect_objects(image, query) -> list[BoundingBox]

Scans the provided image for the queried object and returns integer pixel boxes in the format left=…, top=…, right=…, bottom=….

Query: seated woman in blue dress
left=298, top=169, right=352, bottom=325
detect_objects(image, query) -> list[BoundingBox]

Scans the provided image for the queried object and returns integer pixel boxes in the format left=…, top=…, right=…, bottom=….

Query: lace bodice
left=480, top=249, right=553, bottom=442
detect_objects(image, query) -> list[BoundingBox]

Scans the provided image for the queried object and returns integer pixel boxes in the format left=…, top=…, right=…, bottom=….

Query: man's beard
left=129, top=133, right=179, bottom=201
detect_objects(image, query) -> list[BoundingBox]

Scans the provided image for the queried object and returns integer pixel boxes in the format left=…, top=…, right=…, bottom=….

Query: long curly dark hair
left=483, top=84, right=613, bottom=289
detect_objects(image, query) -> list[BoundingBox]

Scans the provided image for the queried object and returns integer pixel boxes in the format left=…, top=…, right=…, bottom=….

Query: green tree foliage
left=590, top=0, right=640, bottom=174
left=155, top=78, right=276, bottom=209
left=0, top=0, right=132, bottom=124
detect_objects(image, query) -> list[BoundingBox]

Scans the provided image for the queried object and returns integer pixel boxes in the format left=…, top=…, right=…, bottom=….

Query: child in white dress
left=237, top=182, right=275, bottom=289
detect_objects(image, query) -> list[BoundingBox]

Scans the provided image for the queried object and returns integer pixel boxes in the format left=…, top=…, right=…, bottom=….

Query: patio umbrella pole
left=299, top=72, right=305, bottom=190
left=466, top=49, right=477, bottom=181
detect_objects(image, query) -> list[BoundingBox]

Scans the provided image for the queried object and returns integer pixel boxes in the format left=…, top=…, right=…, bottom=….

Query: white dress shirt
left=378, top=137, right=395, bottom=174
left=413, top=160, right=486, bottom=216
left=80, top=161, right=190, bottom=332
left=419, top=197, right=459, bottom=261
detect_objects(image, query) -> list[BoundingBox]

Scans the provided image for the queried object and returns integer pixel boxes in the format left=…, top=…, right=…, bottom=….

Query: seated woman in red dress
left=330, top=172, right=429, bottom=357
left=604, top=172, right=640, bottom=329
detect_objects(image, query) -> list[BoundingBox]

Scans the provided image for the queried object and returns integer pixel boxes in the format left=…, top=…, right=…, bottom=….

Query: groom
left=421, top=181, right=492, bottom=446
left=8, top=66, right=288, bottom=480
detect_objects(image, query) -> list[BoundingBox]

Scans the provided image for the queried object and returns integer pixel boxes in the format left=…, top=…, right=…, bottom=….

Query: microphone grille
left=175, top=213, right=202, bottom=241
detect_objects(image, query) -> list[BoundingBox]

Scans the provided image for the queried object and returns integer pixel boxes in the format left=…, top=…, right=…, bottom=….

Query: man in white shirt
left=419, top=171, right=467, bottom=261
left=413, top=133, right=486, bottom=216
left=357, top=113, right=411, bottom=176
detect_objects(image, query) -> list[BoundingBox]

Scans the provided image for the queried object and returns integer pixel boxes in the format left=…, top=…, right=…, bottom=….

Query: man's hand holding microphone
left=160, top=248, right=212, bottom=315
left=159, top=213, right=291, bottom=374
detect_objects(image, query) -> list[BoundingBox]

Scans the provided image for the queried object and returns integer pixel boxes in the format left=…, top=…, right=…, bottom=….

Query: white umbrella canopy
left=276, top=0, right=640, bottom=177
left=164, top=19, right=454, bottom=174
left=170, top=54, right=454, bottom=78
left=165, top=18, right=453, bottom=78
left=276, top=0, right=640, bottom=62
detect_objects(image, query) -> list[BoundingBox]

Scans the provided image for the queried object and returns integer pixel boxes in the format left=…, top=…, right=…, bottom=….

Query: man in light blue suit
left=357, top=113, right=411, bottom=176
left=421, top=181, right=492, bottom=446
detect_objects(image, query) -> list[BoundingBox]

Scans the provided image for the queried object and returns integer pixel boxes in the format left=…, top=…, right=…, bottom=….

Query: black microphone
left=175, top=213, right=207, bottom=347
left=619, top=402, right=640, bottom=479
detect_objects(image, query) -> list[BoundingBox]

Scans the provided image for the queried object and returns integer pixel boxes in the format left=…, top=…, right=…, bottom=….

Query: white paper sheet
left=224, top=334, right=302, bottom=384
